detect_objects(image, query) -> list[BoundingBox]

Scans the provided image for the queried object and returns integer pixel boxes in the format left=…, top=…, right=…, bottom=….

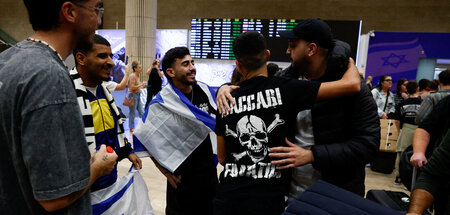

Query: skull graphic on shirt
left=225, top=114, right=285, bottom=163
left=236, top=115, right=269, bottom=163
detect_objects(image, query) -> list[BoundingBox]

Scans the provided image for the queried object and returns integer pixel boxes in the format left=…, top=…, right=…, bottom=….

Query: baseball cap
left=279, top=18, right=334, bottom=49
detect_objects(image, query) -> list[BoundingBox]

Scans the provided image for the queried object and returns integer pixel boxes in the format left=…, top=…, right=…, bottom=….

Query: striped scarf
left=70, top=67, right=127, bottom=152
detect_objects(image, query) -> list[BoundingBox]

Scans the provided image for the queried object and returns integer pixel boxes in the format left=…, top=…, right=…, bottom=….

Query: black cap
left=279, top=18, right=334, bottom=49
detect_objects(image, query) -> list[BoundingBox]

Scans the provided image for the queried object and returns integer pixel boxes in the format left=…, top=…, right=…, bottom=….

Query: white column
left=125, top=0, right=157, bottom=81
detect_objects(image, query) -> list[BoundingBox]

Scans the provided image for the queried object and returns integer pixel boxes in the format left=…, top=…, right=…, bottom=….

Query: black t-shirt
left=394, top=97, right=422, bottom=127
left=174, top=83, right=217, bottom=177
left=419, top=95, right=450, bottom=156
left=215, top=76, right=320, bottom=196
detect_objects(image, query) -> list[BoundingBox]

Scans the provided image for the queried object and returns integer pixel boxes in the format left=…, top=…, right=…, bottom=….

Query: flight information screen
left=190, top=18, right=361, bottom=62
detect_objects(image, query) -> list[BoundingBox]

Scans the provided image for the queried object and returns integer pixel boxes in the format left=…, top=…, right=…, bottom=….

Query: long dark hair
left=396, top=78, right=408, bottom=96
left=375, top=75, right=391, bottom=91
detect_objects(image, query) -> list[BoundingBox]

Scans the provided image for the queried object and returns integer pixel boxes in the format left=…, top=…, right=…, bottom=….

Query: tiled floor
left=117, top=157, right=410, bottom=215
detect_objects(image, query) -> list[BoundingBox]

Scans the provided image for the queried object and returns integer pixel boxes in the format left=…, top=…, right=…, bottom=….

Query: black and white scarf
left=70, top=67, right=127, bottom=152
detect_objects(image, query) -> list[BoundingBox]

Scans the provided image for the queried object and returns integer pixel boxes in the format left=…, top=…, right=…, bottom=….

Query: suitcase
left=399, top=146, right=420, bottom=191
left=366, top=190, right=410, bottom=213
left=370, top=151, right=397, bottom=174
left=282, top=180, right=403, bottom=215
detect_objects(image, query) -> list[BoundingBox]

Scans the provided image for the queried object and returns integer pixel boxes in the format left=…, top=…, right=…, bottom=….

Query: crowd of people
left=365, top=68, right=450, bottom=215
left=0, top=1, right=449, bottom=215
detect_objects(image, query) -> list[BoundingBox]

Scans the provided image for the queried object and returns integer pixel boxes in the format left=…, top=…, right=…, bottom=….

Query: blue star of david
left=381, top=53, right=408, bottom=68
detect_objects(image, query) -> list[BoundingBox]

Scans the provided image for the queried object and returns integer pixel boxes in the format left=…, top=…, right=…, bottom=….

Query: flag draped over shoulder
left=133, top=82, right=217, bottom=173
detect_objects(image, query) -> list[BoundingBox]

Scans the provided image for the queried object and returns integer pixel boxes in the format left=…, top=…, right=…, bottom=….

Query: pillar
left=125, top=0, right=157, bottom=81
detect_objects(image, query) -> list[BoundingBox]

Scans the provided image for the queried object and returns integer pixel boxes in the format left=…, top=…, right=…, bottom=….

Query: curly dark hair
left=161, top=47, right=190, bottom=84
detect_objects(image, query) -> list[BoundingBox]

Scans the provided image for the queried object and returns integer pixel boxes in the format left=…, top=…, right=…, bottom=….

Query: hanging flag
left=91, top=167, right=154, bottom=215
left=366, top=38, right=425, bottom=83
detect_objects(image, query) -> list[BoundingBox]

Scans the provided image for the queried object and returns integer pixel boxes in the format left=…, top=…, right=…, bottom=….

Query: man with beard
left=136, top=47, right=218, bottom=215
left=214, top=31, right=361, bottom=215
left=0, top=0, right=118, bottom=214
left=217, top=19, right=379, bottom=198
left=71, top=34, right=142, bottom=192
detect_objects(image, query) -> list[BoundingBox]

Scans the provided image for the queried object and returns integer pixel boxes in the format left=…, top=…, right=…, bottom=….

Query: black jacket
left=276, top=40, right=380, bottom=196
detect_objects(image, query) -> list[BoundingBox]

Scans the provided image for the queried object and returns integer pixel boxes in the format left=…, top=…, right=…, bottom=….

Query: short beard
left=291, top=62, right=309, bottom=79
left=101, top=76, right=111, bottom=82
left=183, top=79, right=197, bottom=86
left=291, top=59, right=311, bottom=78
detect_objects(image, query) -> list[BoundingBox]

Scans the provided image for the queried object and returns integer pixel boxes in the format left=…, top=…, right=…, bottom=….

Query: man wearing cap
left=217, top=19, right=379, bottom=197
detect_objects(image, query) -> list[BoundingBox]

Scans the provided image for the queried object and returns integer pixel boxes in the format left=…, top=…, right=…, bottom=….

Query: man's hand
left=269, top=138, right=314, bottom=169
left=164, top=172, right=182, bottom=189
left=150, top=157, right=181, bottom=189
left=410, top=152, right=427, bottom=169
left=39, top=145, right=117, bottom=212
left=411, top=128, right=431, bottom=169
left=341, top=58, right=361, bottom=92
left=91, top=145, right=118, bottom=178
left=128, top=153, right=142, bottom=170
left=216, top=85, right=240, bottom=114
left=381, top=113, right=388, bottom=119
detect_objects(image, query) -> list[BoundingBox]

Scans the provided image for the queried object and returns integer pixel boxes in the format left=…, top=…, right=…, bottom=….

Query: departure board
left=190, top=18, right=361, bottom=62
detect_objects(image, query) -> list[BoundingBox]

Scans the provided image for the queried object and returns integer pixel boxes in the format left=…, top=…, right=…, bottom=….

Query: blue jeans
left=128, top=92, right=144, bottom=129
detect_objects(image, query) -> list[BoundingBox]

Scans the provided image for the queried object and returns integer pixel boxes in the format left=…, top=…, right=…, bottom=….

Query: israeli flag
left=91, top=167, right=154, bottom=215
left=133, top=82, right=217, bottom=173
left=366, top=38, right=425, bottom=82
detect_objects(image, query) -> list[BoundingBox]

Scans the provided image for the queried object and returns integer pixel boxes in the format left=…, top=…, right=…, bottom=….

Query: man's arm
left=407, top=189, right=434, bottom=215
left=128, top=153, right=142, bottom=170
left=150, top=157, right=181, bottom=189
left=269, top=138, right=314, bottom=169
left=216, top=85, right=240, bottom=114
left=410, top=128, right=430, bottom=169
left=270, top=82, right=380, bottom=170
left=315, top=58, right=361, bottom=100
left=115, top=65, right=130, bottom=91
left=216, top=58, right=360, bottom=114
left=412, top=97, right=450, bottom=168
left=408, top=129, right=450, bottom=215
left=38, top=145, right=118, bottom=212
left=217, top=136, right=226, bottom=165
